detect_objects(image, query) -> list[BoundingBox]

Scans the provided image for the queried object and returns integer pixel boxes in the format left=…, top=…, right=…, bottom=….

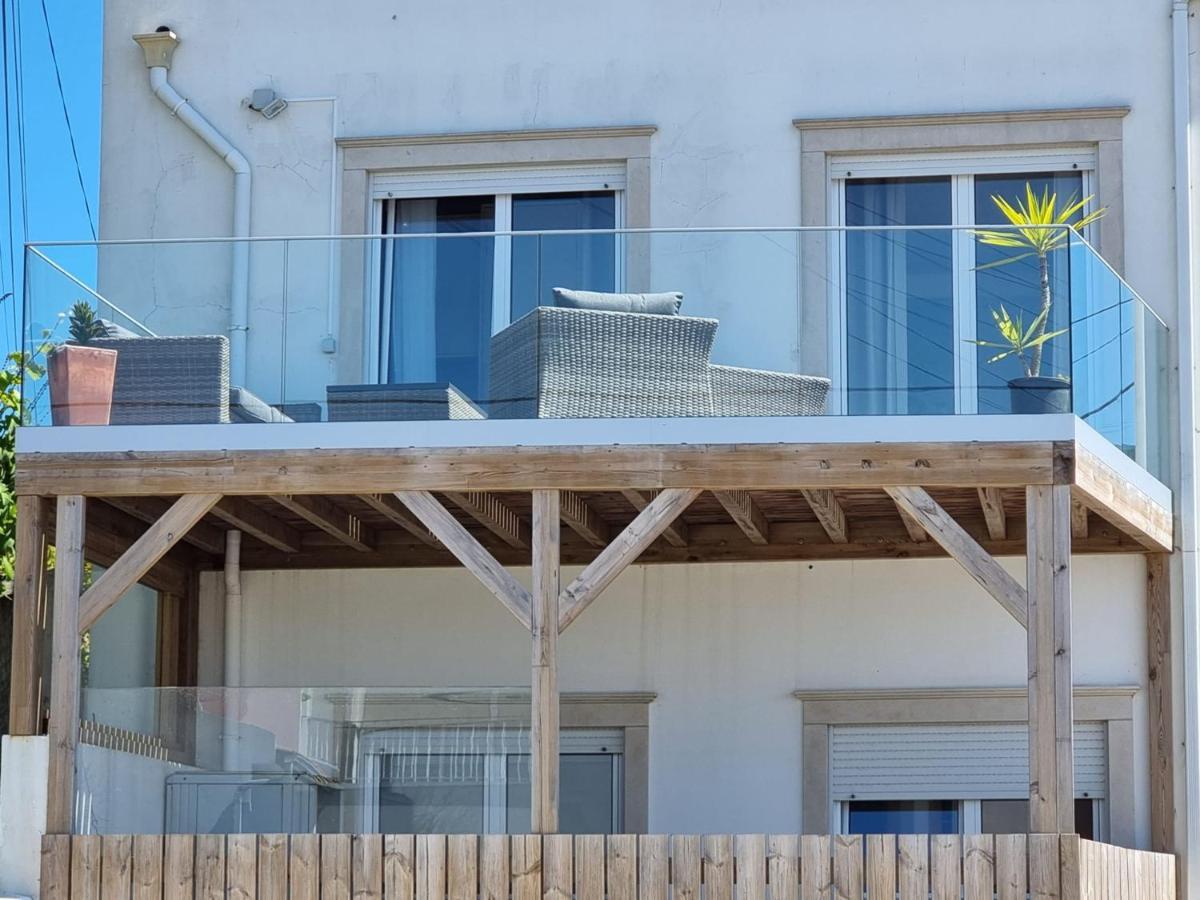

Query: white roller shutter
left=830, top=723, right=1106, bottom=801
left=372, top=163, right=627, bottom=200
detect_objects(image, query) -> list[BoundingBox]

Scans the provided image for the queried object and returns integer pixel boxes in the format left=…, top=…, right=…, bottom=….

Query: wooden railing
left=39, top=833, right=1174, bottom=900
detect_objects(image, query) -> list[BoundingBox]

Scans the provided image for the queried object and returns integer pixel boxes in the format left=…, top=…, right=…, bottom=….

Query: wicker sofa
left=488, top=306, right=829, bottom=419
left=89, top=334, right=303, bottom=424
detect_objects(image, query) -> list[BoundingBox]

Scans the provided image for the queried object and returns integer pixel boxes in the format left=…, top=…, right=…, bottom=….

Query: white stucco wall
left=83, top=0, right=1177, bottom=410
left=0, top=735, right=48, bottom=898
left=204, top=554, right=1151, bottom=845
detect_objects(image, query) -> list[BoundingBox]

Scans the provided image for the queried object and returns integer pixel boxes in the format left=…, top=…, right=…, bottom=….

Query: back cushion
left=552, top=288, right=683, bottom=315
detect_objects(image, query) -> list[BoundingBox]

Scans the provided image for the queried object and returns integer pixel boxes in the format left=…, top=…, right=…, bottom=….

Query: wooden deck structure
left=9, top=434, right=1176, bottom=845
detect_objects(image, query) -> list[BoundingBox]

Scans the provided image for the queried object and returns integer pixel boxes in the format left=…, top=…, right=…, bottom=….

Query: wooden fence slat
left=930, top=835, right=960, bottom=900
left=511, top=836, right=542, bottom=900
left=41, top=835, right=72, bottom=900
left=290, top=835, right=320, bottom=900
left=865, top=835, right=896, bottom=900
left=608, top=835, right=637, bottom=900
left=638, top=835, right=668, bottom=900
left=799, top=835, right=831, bottom=900
left=99, top=835, right=132, bottom=900
left=479, top=836, right=509, bottom=900
left=897, top=834, right=928, bottom=900
left=1030, top=834, right=1061, bottom=900
left=704, top=836, right=734, bottom=900
left=194, top=835, right=225, bottom=900
left=768, top=835, right=800, bottom=900
left=446, top=835, right=476, bottom=900
left=417, top=835, right=447, bottom=900
left=996, top=835, right=1027, bottom=900
left=70, top=835, right=101, bottom=900
left=1060, top=836, right=1081, bottom=900
left=832, top=835, right=862, bottom=900
left=963, top=834, right=994, bottom=900
left=575, top=835, right=606, bottom=900
left=671, top=836, right=701, bottom=900
left=162, top=834, right=195, bottom=900
left=354, top=834, right=384, bottom=900
left=736, top=835, right=767, bottom=900
left=544, top=835, right=573, bottom=900
left=131, top=835, right=164, bottom=900
left=258, top=834, right=288, bottom=900
left=228, top=833, right=257, bottom=900
left=322, top=834, right=354, bottom=900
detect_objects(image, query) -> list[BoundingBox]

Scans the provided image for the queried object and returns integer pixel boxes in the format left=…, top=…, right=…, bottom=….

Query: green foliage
left=67, top=301, right=110, bottom=345
left=974, top=305, right=1068, bottom=373
left=0, top=350, right=37, bottom=597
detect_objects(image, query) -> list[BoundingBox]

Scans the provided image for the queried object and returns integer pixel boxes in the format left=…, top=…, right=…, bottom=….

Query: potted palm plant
left=973, top=184, right=1105, bottom=414
left=48, top=301, right=118, bottom=425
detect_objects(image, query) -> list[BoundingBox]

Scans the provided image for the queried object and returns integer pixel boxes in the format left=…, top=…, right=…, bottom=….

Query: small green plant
left=67, top=301, right=110, bottom=344
left=973, top=184, right=1106, bottom=379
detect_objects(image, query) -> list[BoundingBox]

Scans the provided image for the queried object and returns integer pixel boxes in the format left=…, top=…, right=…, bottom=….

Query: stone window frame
left=335, top=126, right=656, bottom=384
left=794, top=686, right=1137, bottom=845
left=791, top=107, right=1129, bottom=380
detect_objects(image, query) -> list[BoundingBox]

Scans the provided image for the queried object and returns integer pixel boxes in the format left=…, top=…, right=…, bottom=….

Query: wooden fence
left=39, top=833, right=1175, bottom=900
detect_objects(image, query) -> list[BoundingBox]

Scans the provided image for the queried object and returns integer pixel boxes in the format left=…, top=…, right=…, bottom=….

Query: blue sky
left=2, top=0, right=102, bottom=357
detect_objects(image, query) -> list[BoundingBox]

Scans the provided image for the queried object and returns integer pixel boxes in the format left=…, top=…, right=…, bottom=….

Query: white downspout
left=133, top=30, right=251, bottom=386
left=1172, top=0, right=1199, bottom=890
left=222, top=529, right=243, bottom=770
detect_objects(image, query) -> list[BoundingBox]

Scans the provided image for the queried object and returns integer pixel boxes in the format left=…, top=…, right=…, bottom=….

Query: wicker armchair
left=90, top=334, right=295, bottom=425
left=488, top=306, right=829, bottom=419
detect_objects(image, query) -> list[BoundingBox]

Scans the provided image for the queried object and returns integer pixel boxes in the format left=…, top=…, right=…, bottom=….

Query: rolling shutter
left=830, top=723, right=1106, bottom=801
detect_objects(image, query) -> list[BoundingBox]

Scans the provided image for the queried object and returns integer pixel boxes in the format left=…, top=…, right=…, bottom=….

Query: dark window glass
left=846, top=799, right=959, bottom=834
left=506, top=753, right=620, bottom=833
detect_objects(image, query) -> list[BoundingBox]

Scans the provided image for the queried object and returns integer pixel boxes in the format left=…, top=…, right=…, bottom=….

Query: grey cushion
left=552, top=287, right=683, bottom=315
left=230, top=387, right=295, bottom=424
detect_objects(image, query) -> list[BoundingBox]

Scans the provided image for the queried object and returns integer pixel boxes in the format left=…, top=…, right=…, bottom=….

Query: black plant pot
left=1008, top=376, right=1071, bottom=415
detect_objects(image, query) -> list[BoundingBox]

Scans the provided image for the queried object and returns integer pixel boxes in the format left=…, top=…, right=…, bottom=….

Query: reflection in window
left=846, top=799, right=960, bottom=834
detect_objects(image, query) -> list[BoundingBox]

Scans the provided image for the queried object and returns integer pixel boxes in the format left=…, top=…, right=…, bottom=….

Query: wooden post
left=10, top=495, right=49, bottom=735
left=1146, top=552, right=1175, bottom=852
left=531, top=490, right=560, bottom=833
left=1026, top=484, right=1073, bottom=833
left=47, top=495, right=86, bottom=833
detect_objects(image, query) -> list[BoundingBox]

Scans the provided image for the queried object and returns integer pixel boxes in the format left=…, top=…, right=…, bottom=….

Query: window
left=844, top=798, right=1099, bottom=838
left=831, top=151, right=1096, bottom=415
left=373, top=165, right=624, bottom=401
left=357, top=727, right=624, bottom=834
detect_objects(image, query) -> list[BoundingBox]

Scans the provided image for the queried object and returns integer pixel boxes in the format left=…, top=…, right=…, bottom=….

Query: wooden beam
left=895, top=503, right=929, bottom=542
left=978, top=487, right=1008, bottom=541
left=210, top=498, right=302, bottom=553
left=273, top=494, right=374, bottom=552
left=1026, top=484, right=1074, bottom=833
left=1147, top=552, right=1174, bottom=852
left=81, top=502, right=195, bottom=595
left=78, top=494, right=222, bottom=633
left=355, top=494, right=439, bottom=546
left=559, top=491, right=608, bottom=548
left=712, top=491, right=770, bottom=545
left=10, top=496, right=49, bottom=735
left=15, top=440, right=1068, bottom=496
left=621, top=490, right=688, bottom=547
left=531, top=490, right=560, bottom=833
left=444, top=492, right=529, bottom=549
left=104, top=496, right=227, bottom=556
left=560, top=488, right=701, bottom=631
left=1073, top=446, right=1172, bottom=551
left=47, top=495, right=85, bottom=833
left=394, top=491, right=531, bottom=628
left=886, top=486, right=1028, bottom=628
left=1071, top=499, right=1089, bottom=540
left=801, top=489, right=848, bottom=543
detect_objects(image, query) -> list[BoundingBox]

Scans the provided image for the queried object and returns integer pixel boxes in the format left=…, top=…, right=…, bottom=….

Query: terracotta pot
left=48, top=344, right=118, bottom=425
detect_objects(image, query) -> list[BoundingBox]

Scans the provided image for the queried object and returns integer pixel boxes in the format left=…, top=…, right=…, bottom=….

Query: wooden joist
left=895, top=503, right=928, bottom=542
left=886, top=486, right=1027, bottom=628
left=444, top=492, right=530, bottom=549
left=978, top=488, right=1007, bottom=541
left=104, top=496, right=228, bottom=556
left=355, top=493, right=439, bottom=546
left=621, top=490, right=688, bottom=547
left=559, top=491, right=609, bottom=548
left=76, top=501, right=195, bottom=594
left=801, top=490, right=848, bottom=544
left=210, top=497, right=302, bottom=553
left=560, top=488, right=701, bottom=631
left=712, top=490, right=770, bottom=545
left=79, top=493, right=222, bottom=633
left=273, top=494, right=374, bottom=552
left=394, top=491, right=532, bottom=628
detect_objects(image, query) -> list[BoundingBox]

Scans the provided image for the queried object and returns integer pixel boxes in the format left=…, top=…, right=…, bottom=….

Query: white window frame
left=356, top=726, right=624, bottom=834
left=366, top=165, right=626, bottom=383
left=825, top=148, right=1098, bottom=416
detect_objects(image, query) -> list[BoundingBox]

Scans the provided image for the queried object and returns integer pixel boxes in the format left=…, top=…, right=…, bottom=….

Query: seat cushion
left=552, top=288, right=683, bottom=315
left=230, top=387, right=294, bottom=423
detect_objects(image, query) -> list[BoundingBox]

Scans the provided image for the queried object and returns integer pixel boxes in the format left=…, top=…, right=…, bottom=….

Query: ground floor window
left=844, top=798, right=1100, bottom=838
